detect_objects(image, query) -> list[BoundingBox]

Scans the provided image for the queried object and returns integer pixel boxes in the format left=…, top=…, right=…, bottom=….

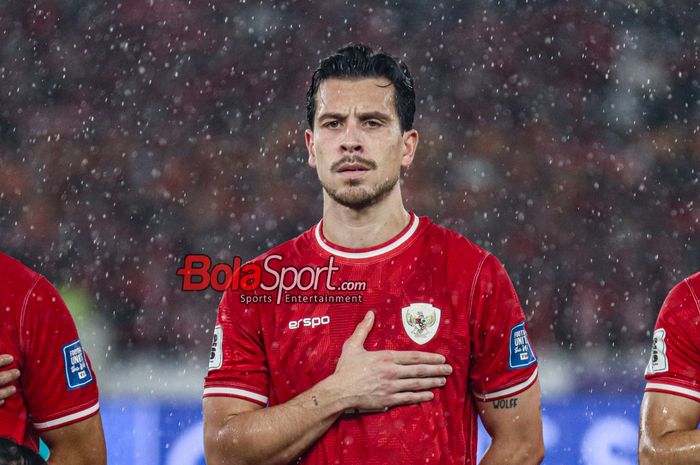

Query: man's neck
left=321, top=188, right=410, bottom=249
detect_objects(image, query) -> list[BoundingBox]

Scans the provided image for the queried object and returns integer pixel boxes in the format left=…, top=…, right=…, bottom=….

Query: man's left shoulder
left=420, top=217, right=489, bottom=261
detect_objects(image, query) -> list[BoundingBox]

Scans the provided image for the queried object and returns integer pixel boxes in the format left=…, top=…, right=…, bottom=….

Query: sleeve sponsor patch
left=509, top=322, right=536, bottom=370
left=208, top=325, right=223, bottom=370
left=62, top=339, right=94, bottom=390
left=645, top=328, right=668, bottom=375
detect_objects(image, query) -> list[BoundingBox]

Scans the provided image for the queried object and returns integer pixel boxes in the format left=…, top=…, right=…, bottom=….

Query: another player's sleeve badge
left=208, top=325, right=223, bottom=370
left=509, top=322, right=537, bottom=369
left=645, top=328, right=668, bottom=375
left=62, top=339, right=94, bottom=390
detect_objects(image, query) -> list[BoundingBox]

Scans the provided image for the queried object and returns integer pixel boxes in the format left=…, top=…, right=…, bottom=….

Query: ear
left=400, top=129, right=419, bottom=169
left=305, top=129, right=317, bottom=168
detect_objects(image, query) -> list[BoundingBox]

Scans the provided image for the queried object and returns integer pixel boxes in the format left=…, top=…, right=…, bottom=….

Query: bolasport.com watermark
left=176, top=254, right=366, bottom=304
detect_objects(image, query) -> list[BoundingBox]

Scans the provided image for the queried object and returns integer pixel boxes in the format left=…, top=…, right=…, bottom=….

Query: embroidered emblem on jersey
left=62, top=339, right=94, bottom=390
left=645, top=328, right=668, bottom=374
left=402, top=303, right=440, bottom=345
left=209, top=325, right=223, bottom=370
left=509, top=322, right=536, bottom=369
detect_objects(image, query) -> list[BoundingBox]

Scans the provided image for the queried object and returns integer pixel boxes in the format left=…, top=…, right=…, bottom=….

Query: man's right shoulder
left=246, top=225, right=316, bottom=266
left=656, top=272, right=700, bottom=330
left=216, top=226, right=316, bottom=310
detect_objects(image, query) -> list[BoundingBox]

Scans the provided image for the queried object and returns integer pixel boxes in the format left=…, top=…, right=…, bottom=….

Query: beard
left=321, top=173, right=399, bottom=210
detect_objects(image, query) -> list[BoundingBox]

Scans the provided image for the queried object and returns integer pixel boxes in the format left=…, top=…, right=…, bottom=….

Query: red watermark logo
left=176, top=254, right=366, bottom=304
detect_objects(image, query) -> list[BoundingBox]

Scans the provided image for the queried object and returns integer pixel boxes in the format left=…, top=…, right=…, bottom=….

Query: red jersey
left=204, top=213, right=538, bottom=464
left=0, top=252, right=99, bottom=451
left=645, top=271, right=700, bottom=402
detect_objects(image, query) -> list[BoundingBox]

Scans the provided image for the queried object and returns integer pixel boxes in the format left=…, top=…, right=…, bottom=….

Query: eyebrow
left=317, top=111, right=393, bottom=122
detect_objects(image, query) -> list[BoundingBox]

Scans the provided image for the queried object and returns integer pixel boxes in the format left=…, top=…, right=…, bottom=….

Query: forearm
left=479, top=438, right=544, bottom=465
left=205, top=377, right=348, bottom=465
left=639, top=430, right=700, bottom=465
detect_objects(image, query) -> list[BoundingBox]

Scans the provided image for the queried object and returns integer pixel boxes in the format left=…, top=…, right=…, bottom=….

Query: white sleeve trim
left=473, top=368, right=538, bottom=401
left=645, top=382, right=700, bottom=401
left=203, top=387, right=268, bottom=404
left=32, top=402, right=100, bottom=430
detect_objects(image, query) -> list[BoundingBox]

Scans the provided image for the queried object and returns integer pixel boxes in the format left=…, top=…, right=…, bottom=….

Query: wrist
left=313, top=373, right=355, bottom=413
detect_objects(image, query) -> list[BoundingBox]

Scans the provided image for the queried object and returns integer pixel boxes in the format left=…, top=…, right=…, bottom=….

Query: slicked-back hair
left=306, top=44, right=416, bottom=132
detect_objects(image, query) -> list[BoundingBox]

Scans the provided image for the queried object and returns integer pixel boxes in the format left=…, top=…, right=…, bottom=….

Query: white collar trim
left=314, top=214, right=420, bottom=259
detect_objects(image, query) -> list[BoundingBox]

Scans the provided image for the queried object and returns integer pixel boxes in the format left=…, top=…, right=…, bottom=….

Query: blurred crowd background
left=0, top=1, right=697, bottom=393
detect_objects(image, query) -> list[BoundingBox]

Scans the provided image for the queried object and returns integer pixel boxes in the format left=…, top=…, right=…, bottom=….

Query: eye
left=365, top=120, right=382, bottom=128
left=324, top=120, right=340, bottom=129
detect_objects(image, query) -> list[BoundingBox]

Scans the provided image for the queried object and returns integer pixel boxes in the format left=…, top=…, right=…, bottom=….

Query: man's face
left=305, top=77, right=418, bottom=209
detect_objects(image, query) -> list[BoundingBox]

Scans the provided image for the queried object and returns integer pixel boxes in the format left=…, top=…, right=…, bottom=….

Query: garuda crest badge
left=402, top=303, right=441, bottom=345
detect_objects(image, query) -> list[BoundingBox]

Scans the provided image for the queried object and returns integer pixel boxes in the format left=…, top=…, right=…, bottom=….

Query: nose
left=340, top=140, right=362, bottom=153
left=340, top=123, right=363, bottom=154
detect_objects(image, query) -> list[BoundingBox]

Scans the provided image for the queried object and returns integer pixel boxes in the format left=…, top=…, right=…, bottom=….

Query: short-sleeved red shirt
left=645, top=271, right=700, bottom=402
left=204, top=214, right=538, bottom=464
left=0, top=252, right=99, bottom=451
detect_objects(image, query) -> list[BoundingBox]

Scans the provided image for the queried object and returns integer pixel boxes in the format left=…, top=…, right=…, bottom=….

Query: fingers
left=0, top=366, right=19, bottom=404
left=0, top=355, right=13, bottom=368
left=0, top=368, right=20, bottom=386
left=344, top=311, right=375, bottom=349
left=393, top=376, right=447, bottom=392
left=387, top=391, right=435, bottom=407
left=395, top=363, right=452, bottom=379
left=389, top=350, right=446, bottom=365
left=0, top=384, right=17, bottom=404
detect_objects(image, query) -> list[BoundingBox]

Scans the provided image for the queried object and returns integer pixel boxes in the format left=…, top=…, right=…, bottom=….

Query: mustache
left=331, top=156, right=377, bottom=172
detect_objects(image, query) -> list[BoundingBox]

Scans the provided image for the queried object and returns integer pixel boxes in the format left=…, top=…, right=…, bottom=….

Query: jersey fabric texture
left=645, top=271, right=700, bottom=402
left=204, top=214, right=538, bottom=464
left=0, top=252, right=99, bottom=452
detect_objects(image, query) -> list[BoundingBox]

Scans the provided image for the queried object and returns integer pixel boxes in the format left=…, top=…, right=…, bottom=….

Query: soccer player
left=639, top=271, right=700, bottom=464
left=0, top=252, right=107, bottom=465
left=203, top=44, right=544, bottom=465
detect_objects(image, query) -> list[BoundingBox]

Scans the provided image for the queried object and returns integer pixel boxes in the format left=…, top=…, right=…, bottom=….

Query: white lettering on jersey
left=645, top=328, right=668, bottom=374
left=208, top=325, right=223, bottom=370
left=288, top=316, right=330, bottom=330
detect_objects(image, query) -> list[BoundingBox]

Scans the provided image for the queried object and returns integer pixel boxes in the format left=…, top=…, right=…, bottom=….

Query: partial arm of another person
left=638, top=391, right=700, bottom=465
left=203, top=311, right=453, bottom=465
left=0, top=355, right=20, bottom=405
left=41, top=413, right=106, bottom=465
left=477, top=380, right=544, bottom=465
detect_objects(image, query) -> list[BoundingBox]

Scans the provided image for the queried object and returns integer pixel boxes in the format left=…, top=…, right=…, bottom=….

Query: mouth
left=336, top=163, right=371, bottom=178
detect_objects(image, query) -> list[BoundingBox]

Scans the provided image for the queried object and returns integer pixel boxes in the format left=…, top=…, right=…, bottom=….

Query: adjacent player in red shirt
left=639, top=271, right=700, bottom=464
left=203, top=44, right=544, bottom=465
left=0, top=252, right=106, bottom=465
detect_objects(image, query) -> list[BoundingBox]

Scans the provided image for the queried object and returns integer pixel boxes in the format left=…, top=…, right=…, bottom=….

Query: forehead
left=315, top=77, right=396, bottom=117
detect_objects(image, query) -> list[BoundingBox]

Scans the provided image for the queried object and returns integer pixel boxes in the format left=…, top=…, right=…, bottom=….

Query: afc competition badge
left=402, top=303, right=441, bottom=345
left=645, top=328, right=668, bottom=375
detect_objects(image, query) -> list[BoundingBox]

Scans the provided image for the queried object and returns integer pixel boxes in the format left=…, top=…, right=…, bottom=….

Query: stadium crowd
left=0, top=1, right=697, bottom=367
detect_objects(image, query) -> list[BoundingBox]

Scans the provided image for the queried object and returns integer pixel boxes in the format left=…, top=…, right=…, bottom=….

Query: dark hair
left=306, top=44, right=416, bottom=132
left=0, top=438, right=47, bottom=465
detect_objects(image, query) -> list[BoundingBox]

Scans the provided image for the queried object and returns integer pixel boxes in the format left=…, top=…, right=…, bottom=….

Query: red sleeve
left=468, top=253, right=538, bottom=401
left=20, top=277, right=100, bottom=431
left=203, top=289, right=270, bottom=406
left=644, top=278, right=700, bottom=402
